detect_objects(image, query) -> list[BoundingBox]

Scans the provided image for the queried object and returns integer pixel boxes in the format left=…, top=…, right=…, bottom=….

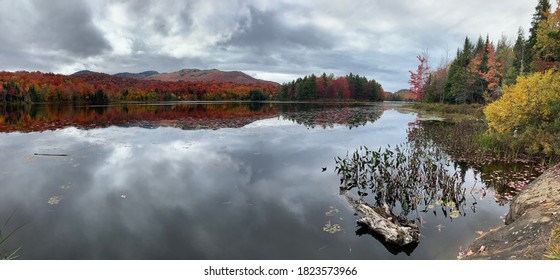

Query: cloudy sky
left=0, top=0, right=540, bottom=91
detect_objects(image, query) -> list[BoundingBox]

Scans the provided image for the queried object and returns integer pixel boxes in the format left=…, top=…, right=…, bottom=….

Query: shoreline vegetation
left=0, top=71, right=384, bottom=104
left=403, top=1, right=560, bottom=258
left=405, top=0, right=560, bottom=167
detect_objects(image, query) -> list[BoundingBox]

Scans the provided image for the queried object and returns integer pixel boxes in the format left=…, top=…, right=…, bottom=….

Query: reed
left=335, top=125, right=466, bottom=219
left=0, top=210, right=26, bottom=260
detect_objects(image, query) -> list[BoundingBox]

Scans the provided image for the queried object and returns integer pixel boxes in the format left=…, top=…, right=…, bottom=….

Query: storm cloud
left=0, top=0, right=539, bottom=91
left=225, top=6, right=334, bottom=52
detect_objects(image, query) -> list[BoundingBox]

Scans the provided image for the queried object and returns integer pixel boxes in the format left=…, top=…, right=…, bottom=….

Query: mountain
left=72, top=70, right=103, bottom=75
left=145, top=69, right=276, bottom=85
left=71, top=68, right=277, bottom=85
left=114, top=71, right=159, bottom=79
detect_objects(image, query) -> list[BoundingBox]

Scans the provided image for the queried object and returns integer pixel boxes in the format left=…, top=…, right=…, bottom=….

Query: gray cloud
left=224, top=6, right=333, bottom=53
left=30, top=0, right=110, bottom=57
left=0, top=0, right=540, bottom=91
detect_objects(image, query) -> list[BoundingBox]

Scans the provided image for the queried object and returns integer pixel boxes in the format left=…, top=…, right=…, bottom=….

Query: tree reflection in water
left=0, top=102, right=384, bottom=132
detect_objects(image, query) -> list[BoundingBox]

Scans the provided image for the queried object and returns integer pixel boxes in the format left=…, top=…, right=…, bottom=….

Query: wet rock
left=461, top=164, right=560, bottom=259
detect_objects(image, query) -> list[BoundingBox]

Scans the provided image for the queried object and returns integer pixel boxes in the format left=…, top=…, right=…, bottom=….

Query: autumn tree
left=408, top=54, right=429, bottom=100
left=484, top=70, right=560, bottom=156
left=422, top=66, right=448, bottom=103
left=470, top=37, right=503, bottom=101
left=532, top=1, right=560, bottom=71
left=279, top=73, right=382, bottom=101
left=527, top=0, right=552, bottom=71
left=331, top=76, right=351, bottom=99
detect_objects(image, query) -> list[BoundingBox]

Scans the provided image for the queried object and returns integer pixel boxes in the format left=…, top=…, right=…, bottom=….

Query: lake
left=0, top=102, right=533, bottom=259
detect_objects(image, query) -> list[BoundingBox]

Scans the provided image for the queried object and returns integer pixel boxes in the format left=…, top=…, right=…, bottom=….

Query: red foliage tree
left=408, top=55, right=429, bottom=100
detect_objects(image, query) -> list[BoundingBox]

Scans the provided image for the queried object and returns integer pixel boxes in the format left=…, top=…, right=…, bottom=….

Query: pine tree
left=532, top=2, right=560, bottom=71
left=526, top=0, right=551, bottom=71
left=505, top=28, right=527, bottom=85
left=445, top=37, right=475, bottom=103
left=496, top=34, right=514, bottom=86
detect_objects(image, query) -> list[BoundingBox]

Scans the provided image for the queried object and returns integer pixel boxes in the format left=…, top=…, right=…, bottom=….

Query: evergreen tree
left=526, top=0, right=551, bottom=71
left=532, top=4, right=560, bottom=71
left=505, top=28, right=527, bottom=84
left=445, top=37, right=475, bottom=103
left=496, top=34, right=514, bottom=86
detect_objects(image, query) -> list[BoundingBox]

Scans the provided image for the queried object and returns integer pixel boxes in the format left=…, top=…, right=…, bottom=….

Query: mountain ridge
left=72, top=68, right=277, bottom=85
left=145, top=69, right=276, bottom=85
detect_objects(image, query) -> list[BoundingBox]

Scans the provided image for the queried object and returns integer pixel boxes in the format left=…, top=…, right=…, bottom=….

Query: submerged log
left=345, top=195, right=419, bottom=247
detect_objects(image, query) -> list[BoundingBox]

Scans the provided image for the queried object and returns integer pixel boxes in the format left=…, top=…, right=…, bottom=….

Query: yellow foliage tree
left=532, top=3, right=560, bottom=71
left=485, top=70, right=560, bottom=133
left=484, top=70, right=560, bottom=156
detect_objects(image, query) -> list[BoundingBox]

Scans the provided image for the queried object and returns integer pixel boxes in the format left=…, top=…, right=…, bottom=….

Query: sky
left=0, top=0, right=541, bottom=91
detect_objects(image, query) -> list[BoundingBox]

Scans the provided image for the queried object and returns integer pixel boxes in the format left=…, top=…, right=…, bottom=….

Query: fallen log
left=345, top=194, right=419, bottom=247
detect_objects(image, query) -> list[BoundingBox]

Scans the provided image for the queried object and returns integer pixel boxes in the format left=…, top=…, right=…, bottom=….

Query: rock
left=462, top=164, right=560, bottom=259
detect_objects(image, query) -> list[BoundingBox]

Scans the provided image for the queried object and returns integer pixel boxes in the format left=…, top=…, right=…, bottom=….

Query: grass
left=0, top=210, right=26, bottom=260
left=545, top=223, right=560, bottom=260
left=405, top=102, right=485, bottom=120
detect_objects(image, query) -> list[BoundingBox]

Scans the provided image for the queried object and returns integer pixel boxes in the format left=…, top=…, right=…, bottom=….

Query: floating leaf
left=47, top=196, right=63, bottom=205
left=323, top=221, right=342, bottom=234
left=435, top=200, right=445, bottom=205
left=325, top=206, right=339, bottom=217
left=427, top=204, right=435, bottom=209
left=446, top=201, right=456, bottom=208
left=457, top=249, right=474, bottom=259
left=450, top=210, right=460, bottom=219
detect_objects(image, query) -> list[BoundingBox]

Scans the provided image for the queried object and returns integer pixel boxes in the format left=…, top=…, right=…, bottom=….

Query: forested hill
left=277, top=73, right=384, bottom=101
left=145, top=69, right=277, bottom=85
left=0, top=70, right=278, bottom=103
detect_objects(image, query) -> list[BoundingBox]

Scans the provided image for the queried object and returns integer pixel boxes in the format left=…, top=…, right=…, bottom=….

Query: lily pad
left=323, top=221, right=342, bottom=234
left=325, top=206, right=339, bottom=217
left=450, top=210, right=460, bottom=219
left=48, top=195, right=63, bottom=205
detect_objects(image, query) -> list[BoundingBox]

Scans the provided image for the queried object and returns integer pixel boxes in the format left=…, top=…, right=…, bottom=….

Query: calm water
left=0, top=102, right=513, bottom=259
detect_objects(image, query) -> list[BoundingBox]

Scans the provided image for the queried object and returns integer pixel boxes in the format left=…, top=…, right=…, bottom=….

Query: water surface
left=0, top=102, right=516, bottom=259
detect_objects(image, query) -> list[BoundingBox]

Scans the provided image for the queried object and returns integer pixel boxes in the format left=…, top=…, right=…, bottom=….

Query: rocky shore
left=462, top=164, right=560, bottom=259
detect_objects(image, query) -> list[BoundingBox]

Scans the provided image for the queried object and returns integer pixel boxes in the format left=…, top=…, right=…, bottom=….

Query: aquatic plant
left=335, top=124, right=466, bottom=219
left=412, top=119, right=546, bottom=201
left=0, top=210, right=26, bottom=260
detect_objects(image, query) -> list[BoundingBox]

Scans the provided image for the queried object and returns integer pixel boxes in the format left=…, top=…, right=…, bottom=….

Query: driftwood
left=344, top=194, right=419, bottom=247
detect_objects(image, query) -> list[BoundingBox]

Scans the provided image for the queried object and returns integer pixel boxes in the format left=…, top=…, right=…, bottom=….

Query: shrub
left=484, top=71, right=560, bottom=159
